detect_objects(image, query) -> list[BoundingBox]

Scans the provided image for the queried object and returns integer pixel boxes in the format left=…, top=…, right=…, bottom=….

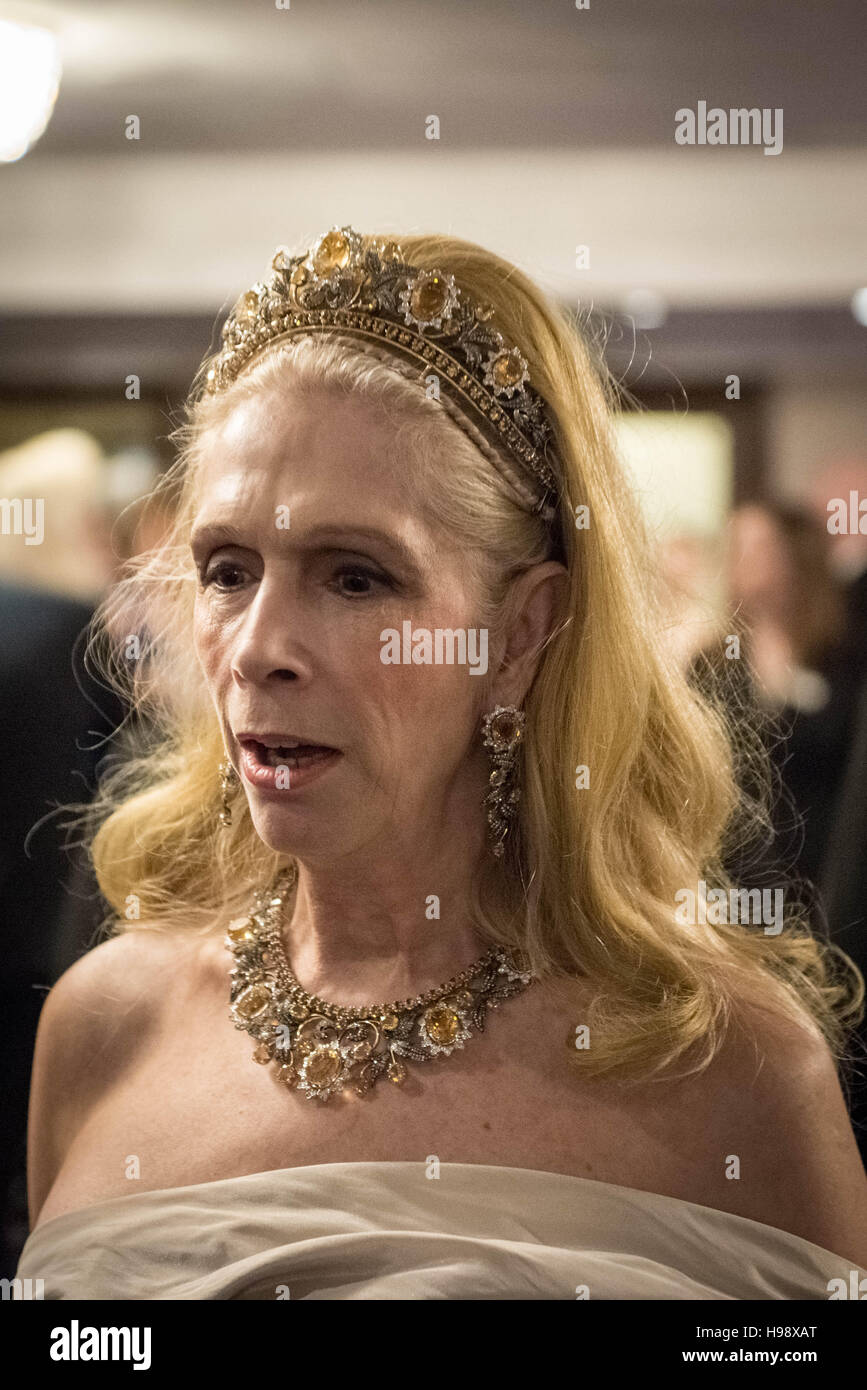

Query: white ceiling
left=1, top=0, right=865, bottom=312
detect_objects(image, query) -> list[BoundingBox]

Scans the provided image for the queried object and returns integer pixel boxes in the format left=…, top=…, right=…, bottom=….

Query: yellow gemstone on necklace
left=253, top=1043, right=271, bottom=1064
left=304, top=1045, right=343, bottom=1087
left=425, top=1004, right=459, bottom=1045
left=387, top=1059, right=407, bottom=1085
left=312, top=230, right=351, bottom=274
left=227, top=917, right=254, bottom=945
left=235, top=984, right=271, bottom=1019
left=380, top=1010, right=399, bottom=1032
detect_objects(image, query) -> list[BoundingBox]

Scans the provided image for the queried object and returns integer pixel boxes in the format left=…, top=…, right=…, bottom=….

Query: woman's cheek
left=192, top=607, right=226, bottom=682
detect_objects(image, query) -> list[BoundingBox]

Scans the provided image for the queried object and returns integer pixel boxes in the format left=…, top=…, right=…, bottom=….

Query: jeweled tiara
left=202, top=225, right=560, bottom=518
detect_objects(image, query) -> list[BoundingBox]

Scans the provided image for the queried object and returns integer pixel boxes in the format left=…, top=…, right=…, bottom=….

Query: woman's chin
left=246, top=802, right=361, bottom=860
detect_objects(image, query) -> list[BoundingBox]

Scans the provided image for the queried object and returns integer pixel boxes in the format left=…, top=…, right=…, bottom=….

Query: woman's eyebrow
left=301, top=524, right=424, bottom=571
left=189, top=521, right=248, bottom=556
left=189, top=520, right=425, bottom=574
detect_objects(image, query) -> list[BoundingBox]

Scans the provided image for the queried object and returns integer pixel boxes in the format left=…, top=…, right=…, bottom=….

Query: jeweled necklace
left=226, top=866, right=536, bottom=1102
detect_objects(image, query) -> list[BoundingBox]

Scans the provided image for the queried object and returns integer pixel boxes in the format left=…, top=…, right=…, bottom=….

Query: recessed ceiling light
left=0, top=18, right=62, bottom=162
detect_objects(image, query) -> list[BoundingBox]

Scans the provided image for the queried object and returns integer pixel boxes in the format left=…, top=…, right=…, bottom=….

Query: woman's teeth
left=259, top=743, right=331, bottom=767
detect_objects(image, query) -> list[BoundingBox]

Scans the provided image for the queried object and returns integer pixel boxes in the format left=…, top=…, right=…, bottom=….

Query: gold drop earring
left=218, top=756, right=240, bottom=827
left=481, top=705, right=525, bottom=857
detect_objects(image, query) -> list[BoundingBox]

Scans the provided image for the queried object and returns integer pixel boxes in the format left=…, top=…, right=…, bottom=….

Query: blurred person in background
left=805, top=458, right=867, bottom=1164
left=661, top=502, right=867, bottom=1162
left=726, top=501, right=858, bottom=889
left=808, top=457, right=867, bottom=682
left=0, top=431, right=157, bottom=1266
left=727, top=501, right=867, bottom=1163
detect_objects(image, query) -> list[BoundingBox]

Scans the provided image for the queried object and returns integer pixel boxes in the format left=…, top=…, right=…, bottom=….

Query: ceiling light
left=0, top=18, right=61, bottom=162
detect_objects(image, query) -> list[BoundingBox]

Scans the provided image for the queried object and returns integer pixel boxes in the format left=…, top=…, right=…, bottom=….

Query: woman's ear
left=491, top=561, right=569, bottom=706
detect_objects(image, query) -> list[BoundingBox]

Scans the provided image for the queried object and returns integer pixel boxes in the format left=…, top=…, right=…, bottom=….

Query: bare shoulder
left=34, top=927, right=198, bottom=1072
left=692, top=997, right=867, bottom=1265
left=26, top=927, right=202, bottom=1226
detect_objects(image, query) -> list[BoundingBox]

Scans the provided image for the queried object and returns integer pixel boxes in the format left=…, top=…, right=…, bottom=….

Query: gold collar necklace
left=226, top=867, right=536, bottom=1102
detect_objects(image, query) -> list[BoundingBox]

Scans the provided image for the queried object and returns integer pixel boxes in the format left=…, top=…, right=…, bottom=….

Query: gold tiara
left=202, top=225, right=560, bottom=518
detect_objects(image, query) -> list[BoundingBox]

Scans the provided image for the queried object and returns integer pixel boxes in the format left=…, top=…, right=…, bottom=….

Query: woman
left=17, top=227, right=867, bottom=1300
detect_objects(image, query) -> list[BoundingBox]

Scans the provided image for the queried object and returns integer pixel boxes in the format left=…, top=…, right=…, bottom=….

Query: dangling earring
left=481, top=704, right=525, bottom=857
left=218, top=756, right=240, bottom=827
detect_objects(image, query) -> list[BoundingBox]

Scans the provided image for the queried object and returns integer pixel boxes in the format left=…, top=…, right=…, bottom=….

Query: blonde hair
left=78, top=231, right=863, bottom=1084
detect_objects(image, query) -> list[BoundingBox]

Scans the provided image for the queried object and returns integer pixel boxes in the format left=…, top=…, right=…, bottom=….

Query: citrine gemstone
left=425, top=1004, right=459, bottom=1045
left=411, top=275, right=449, bottom=321
left=253, top=1043, right=271, bottom=1064
left=277, top=1062, right=296, bottom=1084
left=380, top=1011, right=399, bottom=1032
left=235, top=290, right=259, bottom=323
left=290, top=263, right=310, bottom=286
left=235, top=984, right=271, bottom=1019
left=387, top=1060, right=407, bottom=1085
left=304, top=1045, right=343, bottom=1086
left=491, top=350, right=525, bottom=389
left=227, top=918, right=253, bottom=945
left=490, top=710, right=522, bottom=746
left=312, top=231, right=351, bottom=274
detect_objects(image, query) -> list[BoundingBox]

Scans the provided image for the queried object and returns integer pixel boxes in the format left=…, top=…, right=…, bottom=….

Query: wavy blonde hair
left=78, top=231, right=863, bottom=1084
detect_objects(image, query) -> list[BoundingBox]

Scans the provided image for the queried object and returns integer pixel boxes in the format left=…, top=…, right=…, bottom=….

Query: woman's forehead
left=205, top=384, right=395, bottom=459
left=194, top=386, right=414, bottom=503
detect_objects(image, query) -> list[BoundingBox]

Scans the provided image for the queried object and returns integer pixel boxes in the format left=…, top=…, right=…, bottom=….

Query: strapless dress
left=15, top=1160, right=865, bottom=1300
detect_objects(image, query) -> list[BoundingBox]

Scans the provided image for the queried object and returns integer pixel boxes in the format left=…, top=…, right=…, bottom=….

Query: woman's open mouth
left=237, top=738, right=342, bottom=792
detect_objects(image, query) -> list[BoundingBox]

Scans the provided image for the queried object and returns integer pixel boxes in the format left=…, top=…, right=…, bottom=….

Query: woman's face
left=191, top=384, right=497, bottom=863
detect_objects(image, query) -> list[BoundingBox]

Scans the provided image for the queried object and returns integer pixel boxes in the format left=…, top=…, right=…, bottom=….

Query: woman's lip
left=237, top=740, right=342, bottom=793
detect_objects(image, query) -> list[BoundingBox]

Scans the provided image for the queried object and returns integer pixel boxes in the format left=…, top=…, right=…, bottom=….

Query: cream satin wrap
left=16, top=1161, right=865, bottom=1300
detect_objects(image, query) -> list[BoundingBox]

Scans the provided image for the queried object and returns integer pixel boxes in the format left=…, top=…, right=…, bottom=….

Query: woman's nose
left=229, top=581, right=313, bottom=686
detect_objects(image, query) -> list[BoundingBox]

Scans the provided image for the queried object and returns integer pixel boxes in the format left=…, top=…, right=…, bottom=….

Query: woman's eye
left=332, top=564, right=391, bottom=598
left=201, top=561, right=247, bottom=591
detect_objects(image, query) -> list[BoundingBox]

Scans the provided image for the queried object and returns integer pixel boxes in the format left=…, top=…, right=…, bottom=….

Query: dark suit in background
left=0, top=580, right=123, bottom=1269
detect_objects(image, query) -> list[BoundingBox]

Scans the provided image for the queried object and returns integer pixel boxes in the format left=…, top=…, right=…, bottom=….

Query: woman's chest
left=35, top=975, right=724, bottom=1228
